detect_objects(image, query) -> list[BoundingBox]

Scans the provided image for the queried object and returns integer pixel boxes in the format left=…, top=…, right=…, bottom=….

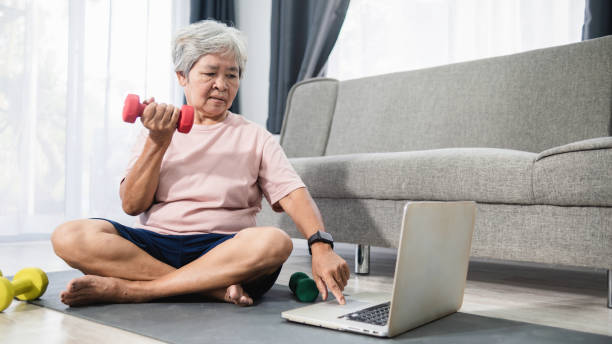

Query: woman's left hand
left=310, top=243, right=350, bottom=304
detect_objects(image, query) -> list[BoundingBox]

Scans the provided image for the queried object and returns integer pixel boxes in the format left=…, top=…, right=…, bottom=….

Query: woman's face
left=177, top=53, right=240, bottom=125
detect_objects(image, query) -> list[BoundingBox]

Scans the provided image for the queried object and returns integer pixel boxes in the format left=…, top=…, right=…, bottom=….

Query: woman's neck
left=194, top=110, right=228, bottom=125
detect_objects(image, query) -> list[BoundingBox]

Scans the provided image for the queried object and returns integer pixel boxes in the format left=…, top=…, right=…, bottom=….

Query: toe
left=241, top=296, right=253, bottom=306
left=67, top=278, right=83, bottom=292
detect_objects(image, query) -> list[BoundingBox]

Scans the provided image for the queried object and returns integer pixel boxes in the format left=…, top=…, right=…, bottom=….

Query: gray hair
left=172, top=20, right=247, bottom=78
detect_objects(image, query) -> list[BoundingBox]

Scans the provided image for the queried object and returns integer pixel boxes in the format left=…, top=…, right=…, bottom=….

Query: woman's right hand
left=141, top=97, right=180, bottom=145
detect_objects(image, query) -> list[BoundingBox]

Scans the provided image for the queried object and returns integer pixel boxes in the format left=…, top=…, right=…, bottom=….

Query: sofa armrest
left=536, top=137, right=612, bottom=161
left=533, top=136, right=612, bottom=207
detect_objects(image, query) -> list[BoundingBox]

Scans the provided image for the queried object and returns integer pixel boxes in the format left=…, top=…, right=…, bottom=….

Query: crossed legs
left=51, top=219, right=293, bottom=307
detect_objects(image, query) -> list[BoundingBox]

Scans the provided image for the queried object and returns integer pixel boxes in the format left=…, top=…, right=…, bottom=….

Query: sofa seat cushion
left=533, top=137, right=612, bottom=207
left=290, top=148, right=537, bottom=204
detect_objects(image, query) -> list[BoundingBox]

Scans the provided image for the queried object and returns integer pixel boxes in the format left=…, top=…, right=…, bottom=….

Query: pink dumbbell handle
left=122, top=94, right=194, bottom=133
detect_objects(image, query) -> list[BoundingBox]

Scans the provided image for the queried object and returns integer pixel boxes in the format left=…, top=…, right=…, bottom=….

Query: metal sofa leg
left=355, top=244, right=370, bottom=275
left=608, top=269, right=611, bottom=309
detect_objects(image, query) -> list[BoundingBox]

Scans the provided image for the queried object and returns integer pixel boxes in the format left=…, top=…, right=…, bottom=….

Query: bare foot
left=60, top=275, right=147, bottom=306
left=222, top=284, right=253, bottom=306
left=61, top=276, right=253, bottom=307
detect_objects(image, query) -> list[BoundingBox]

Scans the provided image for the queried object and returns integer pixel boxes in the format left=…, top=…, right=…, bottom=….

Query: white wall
left=235, top=0, right=271, bottom=127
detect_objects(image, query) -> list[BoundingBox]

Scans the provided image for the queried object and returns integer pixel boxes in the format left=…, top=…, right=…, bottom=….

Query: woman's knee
left=52, top=220, right=81, bottom=253
left=262, top=227, right=293, bottom=261
left=277, top=230, right=293, bottom=262
left=51, top=219, right=114, bottom=264
left=239, top=227, right=293, bottom=269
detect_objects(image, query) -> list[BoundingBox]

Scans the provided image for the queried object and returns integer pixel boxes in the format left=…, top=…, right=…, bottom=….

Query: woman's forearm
left=278, top=187, right=326, bottom=240
left=120, top=136, right=170, bottom=215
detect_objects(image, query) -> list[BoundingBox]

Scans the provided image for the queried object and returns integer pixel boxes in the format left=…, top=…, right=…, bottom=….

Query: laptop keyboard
left=339, top=302, right=390, bottom=326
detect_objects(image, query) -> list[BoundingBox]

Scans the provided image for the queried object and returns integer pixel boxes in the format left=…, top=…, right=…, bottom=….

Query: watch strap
left=308, top=231, right=334, bottom=255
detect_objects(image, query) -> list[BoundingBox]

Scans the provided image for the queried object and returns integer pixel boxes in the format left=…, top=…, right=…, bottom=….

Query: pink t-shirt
left=123, top=113, right=305, bottom=235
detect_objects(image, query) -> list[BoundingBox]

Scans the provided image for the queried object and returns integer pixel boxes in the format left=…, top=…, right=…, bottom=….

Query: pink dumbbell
left=122, top=94, right=194, bottom=133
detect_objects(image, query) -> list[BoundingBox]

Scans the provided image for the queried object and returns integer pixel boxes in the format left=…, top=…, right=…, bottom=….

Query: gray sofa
left=257, top=36, right=612, bottom=307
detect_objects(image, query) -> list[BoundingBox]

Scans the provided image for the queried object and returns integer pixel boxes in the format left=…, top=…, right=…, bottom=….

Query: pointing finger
left=324, top=275, right=346, bottom=305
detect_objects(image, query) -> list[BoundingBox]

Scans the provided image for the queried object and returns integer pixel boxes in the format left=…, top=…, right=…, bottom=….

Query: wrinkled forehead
left=192, top=52, right=240, bottom=71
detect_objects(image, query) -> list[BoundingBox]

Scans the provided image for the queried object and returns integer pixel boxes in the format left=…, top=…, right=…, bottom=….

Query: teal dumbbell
left=289, top=272, right=319, bottom=302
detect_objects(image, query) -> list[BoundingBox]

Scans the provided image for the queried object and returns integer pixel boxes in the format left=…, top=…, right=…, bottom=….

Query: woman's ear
left=176, top=71, right=187, bottom=86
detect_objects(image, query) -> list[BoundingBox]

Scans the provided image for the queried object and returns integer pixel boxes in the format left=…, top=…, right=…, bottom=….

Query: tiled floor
left=0, top=239, right=610, bottom=343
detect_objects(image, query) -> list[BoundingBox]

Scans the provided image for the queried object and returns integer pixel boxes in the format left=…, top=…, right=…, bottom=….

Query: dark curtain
left=267, top=0, right=350, bottom=134
left=190, top=0, right=240, bottom=114
left=582, top=0, right=612, bottom=40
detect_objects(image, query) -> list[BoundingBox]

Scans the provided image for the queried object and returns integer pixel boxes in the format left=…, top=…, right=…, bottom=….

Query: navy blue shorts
left=94, top=218, right=281, bottom=300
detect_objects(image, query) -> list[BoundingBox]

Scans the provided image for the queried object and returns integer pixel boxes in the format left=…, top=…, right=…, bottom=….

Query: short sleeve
left=258, top=136, right=306, bottom=212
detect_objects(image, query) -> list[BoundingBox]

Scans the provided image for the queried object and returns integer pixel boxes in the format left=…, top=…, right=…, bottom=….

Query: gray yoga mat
left=30, top=270, right=611, bottom=344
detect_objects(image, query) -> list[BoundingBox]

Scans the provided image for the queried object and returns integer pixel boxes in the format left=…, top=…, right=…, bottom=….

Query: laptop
left=281, top=201, right=476, bottom=337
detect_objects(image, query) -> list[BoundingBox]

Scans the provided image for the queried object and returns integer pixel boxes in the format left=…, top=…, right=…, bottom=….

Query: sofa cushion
left=290, top=148, right=537, bottom=204
left=533, top=137, right=612, bottom=207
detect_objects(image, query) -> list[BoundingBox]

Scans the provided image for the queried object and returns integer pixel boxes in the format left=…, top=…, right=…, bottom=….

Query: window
left=327, top=0, right=585, bottom=80
left=0, top=0, right=189, bottom=237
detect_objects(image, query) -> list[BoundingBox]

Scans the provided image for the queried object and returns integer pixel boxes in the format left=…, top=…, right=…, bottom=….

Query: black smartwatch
left=307, top=230, right=334, bottom=255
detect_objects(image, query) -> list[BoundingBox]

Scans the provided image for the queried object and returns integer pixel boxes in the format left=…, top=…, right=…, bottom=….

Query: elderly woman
left=51, top=20, right=349, bottom=307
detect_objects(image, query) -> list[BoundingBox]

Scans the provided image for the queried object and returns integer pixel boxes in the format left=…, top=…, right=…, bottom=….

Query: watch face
left=308, top=231, right=333, bottom=245
left=308, top=231, right=334, bottom=255
left=319, top=231, right=333, bottom=242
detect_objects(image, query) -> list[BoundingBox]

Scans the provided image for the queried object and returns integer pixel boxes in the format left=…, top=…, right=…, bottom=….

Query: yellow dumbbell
left=0, top=267, right=49, bottom=312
